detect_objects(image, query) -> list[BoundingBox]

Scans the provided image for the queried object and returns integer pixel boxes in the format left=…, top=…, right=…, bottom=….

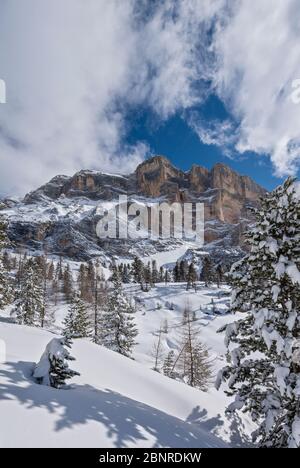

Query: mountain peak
left=135, top=155, right=175, bottom=172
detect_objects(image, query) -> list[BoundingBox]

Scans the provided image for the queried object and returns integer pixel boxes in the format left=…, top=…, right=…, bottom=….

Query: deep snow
left=0, top=282, right=254, bottom=448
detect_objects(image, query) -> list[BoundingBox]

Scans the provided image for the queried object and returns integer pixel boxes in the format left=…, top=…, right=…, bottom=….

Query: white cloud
left=0, top=0, right=146, bottom=195
left=0, top=0, right=222, bottom=196
left=212, top=0, right=300, bottom=177
left=188, top=115, right=237, bottom=154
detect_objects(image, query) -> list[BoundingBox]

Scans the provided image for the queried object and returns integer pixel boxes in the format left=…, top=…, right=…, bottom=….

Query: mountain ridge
left=1, top=155, right=266, bottom=262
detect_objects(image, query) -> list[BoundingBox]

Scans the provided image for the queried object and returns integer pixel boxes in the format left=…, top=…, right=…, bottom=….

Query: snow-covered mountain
left=0, top=156, right=266, bottom=263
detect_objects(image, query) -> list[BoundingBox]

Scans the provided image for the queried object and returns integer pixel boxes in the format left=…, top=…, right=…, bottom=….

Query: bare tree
left=175, top=305, right=214, bottom=391
left=151, top=326, right=164, bottom=372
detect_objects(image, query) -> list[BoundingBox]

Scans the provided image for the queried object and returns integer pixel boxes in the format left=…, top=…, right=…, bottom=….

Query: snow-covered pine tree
left=63, top=292, right=91, bottom=339
left=201, top=256, right=215, bottom=286
left=14, top=258, right=44, bottom=326
left=33, top=336, right=80, bottom=388
left=144, top=262, right=152, bottom=291
left=216, top=177, right=300, bottom=448
left=132, top=256, right=144, bottom=287
left=159, top=266, right=165, bottom=282
left=93, top=268, right=108, bottom=344
left=173, top=261, right=181, bottom=282
left=0, top=217, right=12, bottom=309
left=164, top=269, right=172, bottom=284
left=179, top=260, right=188, bottom=282
left=99, top=270, right=138, bottom=358
left=152, top=260, right=159, bottom=284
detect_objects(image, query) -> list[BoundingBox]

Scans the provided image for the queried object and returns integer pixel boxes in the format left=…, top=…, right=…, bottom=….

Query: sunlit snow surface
left=0, top=281, right=254, bottom=448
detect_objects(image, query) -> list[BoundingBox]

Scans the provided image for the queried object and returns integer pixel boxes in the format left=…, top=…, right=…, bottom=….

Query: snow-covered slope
left=0, top=321, right=228, bottom=448
left=0, top=278, right=257, bottom=448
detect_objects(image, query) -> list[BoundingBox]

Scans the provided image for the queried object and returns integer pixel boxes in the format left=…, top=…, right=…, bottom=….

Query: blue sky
left=127, top=97, right=289, bottom=191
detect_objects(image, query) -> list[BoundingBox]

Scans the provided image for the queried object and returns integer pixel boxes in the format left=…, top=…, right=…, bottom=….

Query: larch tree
left=177, top=306, right=213, bottom=391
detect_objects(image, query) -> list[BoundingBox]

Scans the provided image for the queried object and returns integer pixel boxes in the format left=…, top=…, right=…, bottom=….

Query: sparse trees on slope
left=99, top=270, right=138, bottom=358
left=216, top=177, right=300, bottom=448
left=33, top=336, right=79, bottom=388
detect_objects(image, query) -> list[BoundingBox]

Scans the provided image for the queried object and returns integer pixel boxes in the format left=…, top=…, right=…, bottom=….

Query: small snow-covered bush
left=33, top=337, right=80, bottom=389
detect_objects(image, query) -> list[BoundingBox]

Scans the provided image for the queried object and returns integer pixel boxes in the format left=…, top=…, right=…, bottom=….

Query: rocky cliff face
left=2, top=155, right=266, bottom=261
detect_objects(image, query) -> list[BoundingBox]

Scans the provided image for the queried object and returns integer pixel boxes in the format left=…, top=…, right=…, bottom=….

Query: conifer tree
left=173, top=261, right=181, bottom=282
left=33, top=336, right=80, bottom=388
left=216, top=178, right=300, bottom=448
left=186, top=262, right=197, bottom=290
left=14, top=258, right=44, bottom=326
left=35, top=255, right=49, bottom=328
left=63, top=264, right=73, bottom=302
left=164, top=269, right=172, bottom=284
left=151, top=260, right=159, bottom=284
left=99, top=270, right=138, bottom=358
left=132, top=256, right=143, bottom=283
left=93, top=262, right=108, bottom=344
left=144, top=262, right=152, bottom=291
left=201, top=256, right=215, bottom=286
left=63, top=292, right=91, bottom=339
left=159, top=266, right=165, bottom=283
left=0, top=218, right=12, bottom=309
left=179, top=260, right=188, bottom=282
